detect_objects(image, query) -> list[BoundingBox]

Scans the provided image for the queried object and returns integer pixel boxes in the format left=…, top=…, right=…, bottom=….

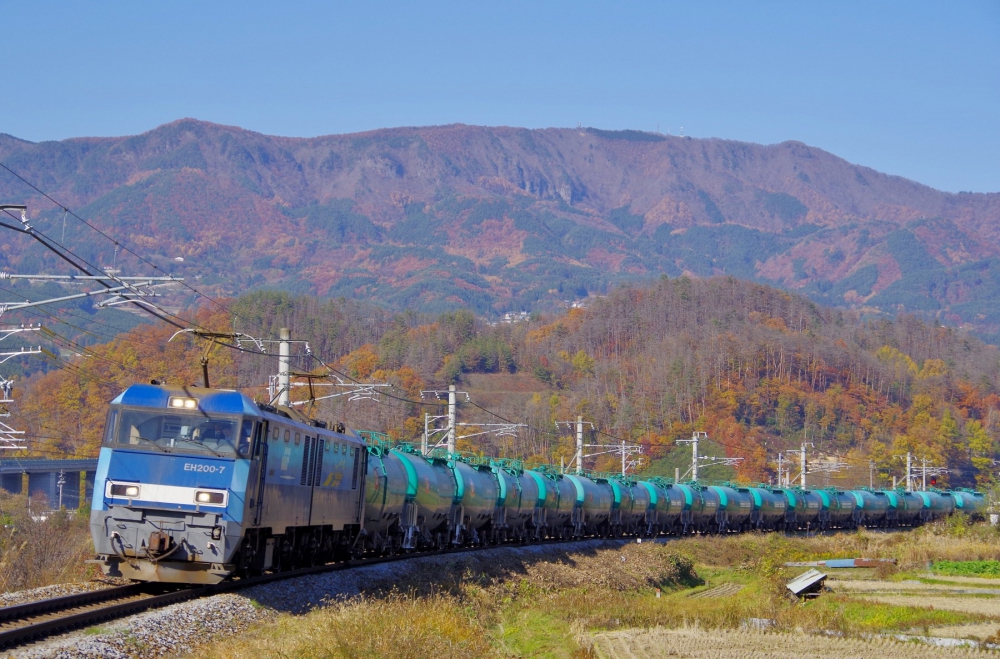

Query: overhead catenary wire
left=0, top=214, right=290, bottom=367
left=0, top=208, right=192, bottom=332
left=0, top=162, right=266, bottom=337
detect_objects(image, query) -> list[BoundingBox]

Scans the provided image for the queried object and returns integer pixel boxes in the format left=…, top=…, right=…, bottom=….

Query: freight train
left=89, top=383, right=986, bottom=584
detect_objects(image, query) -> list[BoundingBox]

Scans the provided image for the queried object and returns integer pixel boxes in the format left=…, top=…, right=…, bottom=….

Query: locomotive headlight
left=110, top=484, right=140, bottom=498
left=168, top=397, right=198, bottom=409
left=195, top=490, right=225, bottom=505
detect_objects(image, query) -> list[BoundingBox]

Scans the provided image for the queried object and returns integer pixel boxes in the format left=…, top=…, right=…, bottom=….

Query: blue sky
left=2, top=1, right=998, bottom=192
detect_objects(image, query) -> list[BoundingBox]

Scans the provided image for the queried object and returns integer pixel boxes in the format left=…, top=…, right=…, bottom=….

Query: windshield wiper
left=135, top=437, right=169, bottom=453
left=199, top=444, right=224, bottom=458
left=173, top=438, right=224, bottom=458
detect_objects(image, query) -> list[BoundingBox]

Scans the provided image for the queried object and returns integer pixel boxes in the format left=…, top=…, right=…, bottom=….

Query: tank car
left=487, top=458, right=532, bottom=542
left=524, top=467, right=576, bottom=538
left=606, top=476, right=650, bottom=536
left=745, top=486, right=786, bottom=531
left=360, top=434, right=408, bottom=555
left=684, top=484, right=721, bottom=533
left=899, top=491, right=926, bottom=526
left=563, top=474, right=614, bottom=537
left=850, top=489, right=890, bottom=528
left=388, top=446, right=457, bottom=549
left=950, top=489, right=986, bottom=519
left=449, top=456, right=500, bottom=544
left=90, top=384, right=367, bottom=583
left=780, top=489, right=824, bottom=530
left=707, top=485, right=752, bottom=533
left=825, top=489, right=857, bottom=529
left=638, top=478, right=687, bottom=535
left=920, top=490, right=955, bottom=520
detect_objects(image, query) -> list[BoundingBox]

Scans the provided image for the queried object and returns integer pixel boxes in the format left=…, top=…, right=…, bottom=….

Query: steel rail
left=0, top=582, right=194, bottom=648
left=0, top=584, right=148, bottom=624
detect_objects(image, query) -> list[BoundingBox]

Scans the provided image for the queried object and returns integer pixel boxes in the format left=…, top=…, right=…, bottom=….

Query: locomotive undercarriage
left=236, top=525, right=361, bottom=575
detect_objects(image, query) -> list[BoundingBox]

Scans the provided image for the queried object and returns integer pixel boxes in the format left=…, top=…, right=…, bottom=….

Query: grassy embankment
left=192, top=517, right=1000, bottom=659
left=0, top=493, right=95, bottom=592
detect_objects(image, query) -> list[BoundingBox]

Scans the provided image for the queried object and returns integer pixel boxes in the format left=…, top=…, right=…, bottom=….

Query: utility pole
left=57, top=470, right=65, bottom=510
left=677, top=431, right=740, bottom=482
left=555, top=417, right=594, bottom=473
left=420, top=387, right=472, bottom=455
left=690, top=432, right=700, bottom=482
left=869, top=460, right=875, bottom=489
left=801, top=442, right=808, bottom=489
left=277, top=328, right=290, bottom=407
left=922, top=456, right=927, bottom=491
left=680, top=432, right=708, bottom=483
left=906, top=451, right=912, bottom=492
left=447, top=384, right=456, bottom=455
left=777, top=452, right=785, bottom=488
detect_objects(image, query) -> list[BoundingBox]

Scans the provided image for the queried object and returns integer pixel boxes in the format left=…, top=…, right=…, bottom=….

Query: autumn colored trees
left=13, top=277, right=1000, bottom=489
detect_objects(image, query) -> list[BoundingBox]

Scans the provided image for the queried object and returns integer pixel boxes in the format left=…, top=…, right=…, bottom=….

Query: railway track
left=0, top=582, right=207, bottom=650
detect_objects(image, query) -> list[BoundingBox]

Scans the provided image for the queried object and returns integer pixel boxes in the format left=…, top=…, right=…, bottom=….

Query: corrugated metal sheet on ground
left=787, top=569, right=827, bottom=596
left=784, top=558, right=896, bottom=568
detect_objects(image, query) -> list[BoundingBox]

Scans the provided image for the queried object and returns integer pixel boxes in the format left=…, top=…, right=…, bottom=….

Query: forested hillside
left=2, top=120, right=1000, bottom=337
left=16, top=277, right=1000, bottom=490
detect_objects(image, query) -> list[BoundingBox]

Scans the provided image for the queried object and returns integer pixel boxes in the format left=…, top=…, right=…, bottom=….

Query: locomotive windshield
left=105, top=407, right=253, bottom=458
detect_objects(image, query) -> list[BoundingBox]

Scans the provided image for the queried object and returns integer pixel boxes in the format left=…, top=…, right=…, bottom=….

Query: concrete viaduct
left=0, top=459, right=98, bottom=510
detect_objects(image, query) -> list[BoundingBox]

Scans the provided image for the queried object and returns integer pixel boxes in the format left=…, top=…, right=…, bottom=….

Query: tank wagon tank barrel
left=89, top=383, right=985, bottom=585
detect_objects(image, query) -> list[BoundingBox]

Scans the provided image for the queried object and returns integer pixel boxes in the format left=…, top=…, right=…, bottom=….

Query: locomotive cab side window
left=103, top=409, right=120, bottom=445
left=238, top=420, right=254, bottom=456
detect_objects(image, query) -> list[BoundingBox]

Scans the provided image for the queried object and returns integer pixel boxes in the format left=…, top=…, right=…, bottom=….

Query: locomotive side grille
left=313, top=439, right=324, bottom=487
left=301, top=436, right=314, bottom=486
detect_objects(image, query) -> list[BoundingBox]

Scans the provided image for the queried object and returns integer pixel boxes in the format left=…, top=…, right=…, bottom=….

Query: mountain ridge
left=1, top=119, right=998, bottom=336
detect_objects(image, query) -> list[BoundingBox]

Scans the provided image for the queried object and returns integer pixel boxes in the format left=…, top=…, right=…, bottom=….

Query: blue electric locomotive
left=90, top=383, right=366, bottom=583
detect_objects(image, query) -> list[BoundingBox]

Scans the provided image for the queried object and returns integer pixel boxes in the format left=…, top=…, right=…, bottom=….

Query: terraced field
left=592, top=628, right=987, bottom=659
